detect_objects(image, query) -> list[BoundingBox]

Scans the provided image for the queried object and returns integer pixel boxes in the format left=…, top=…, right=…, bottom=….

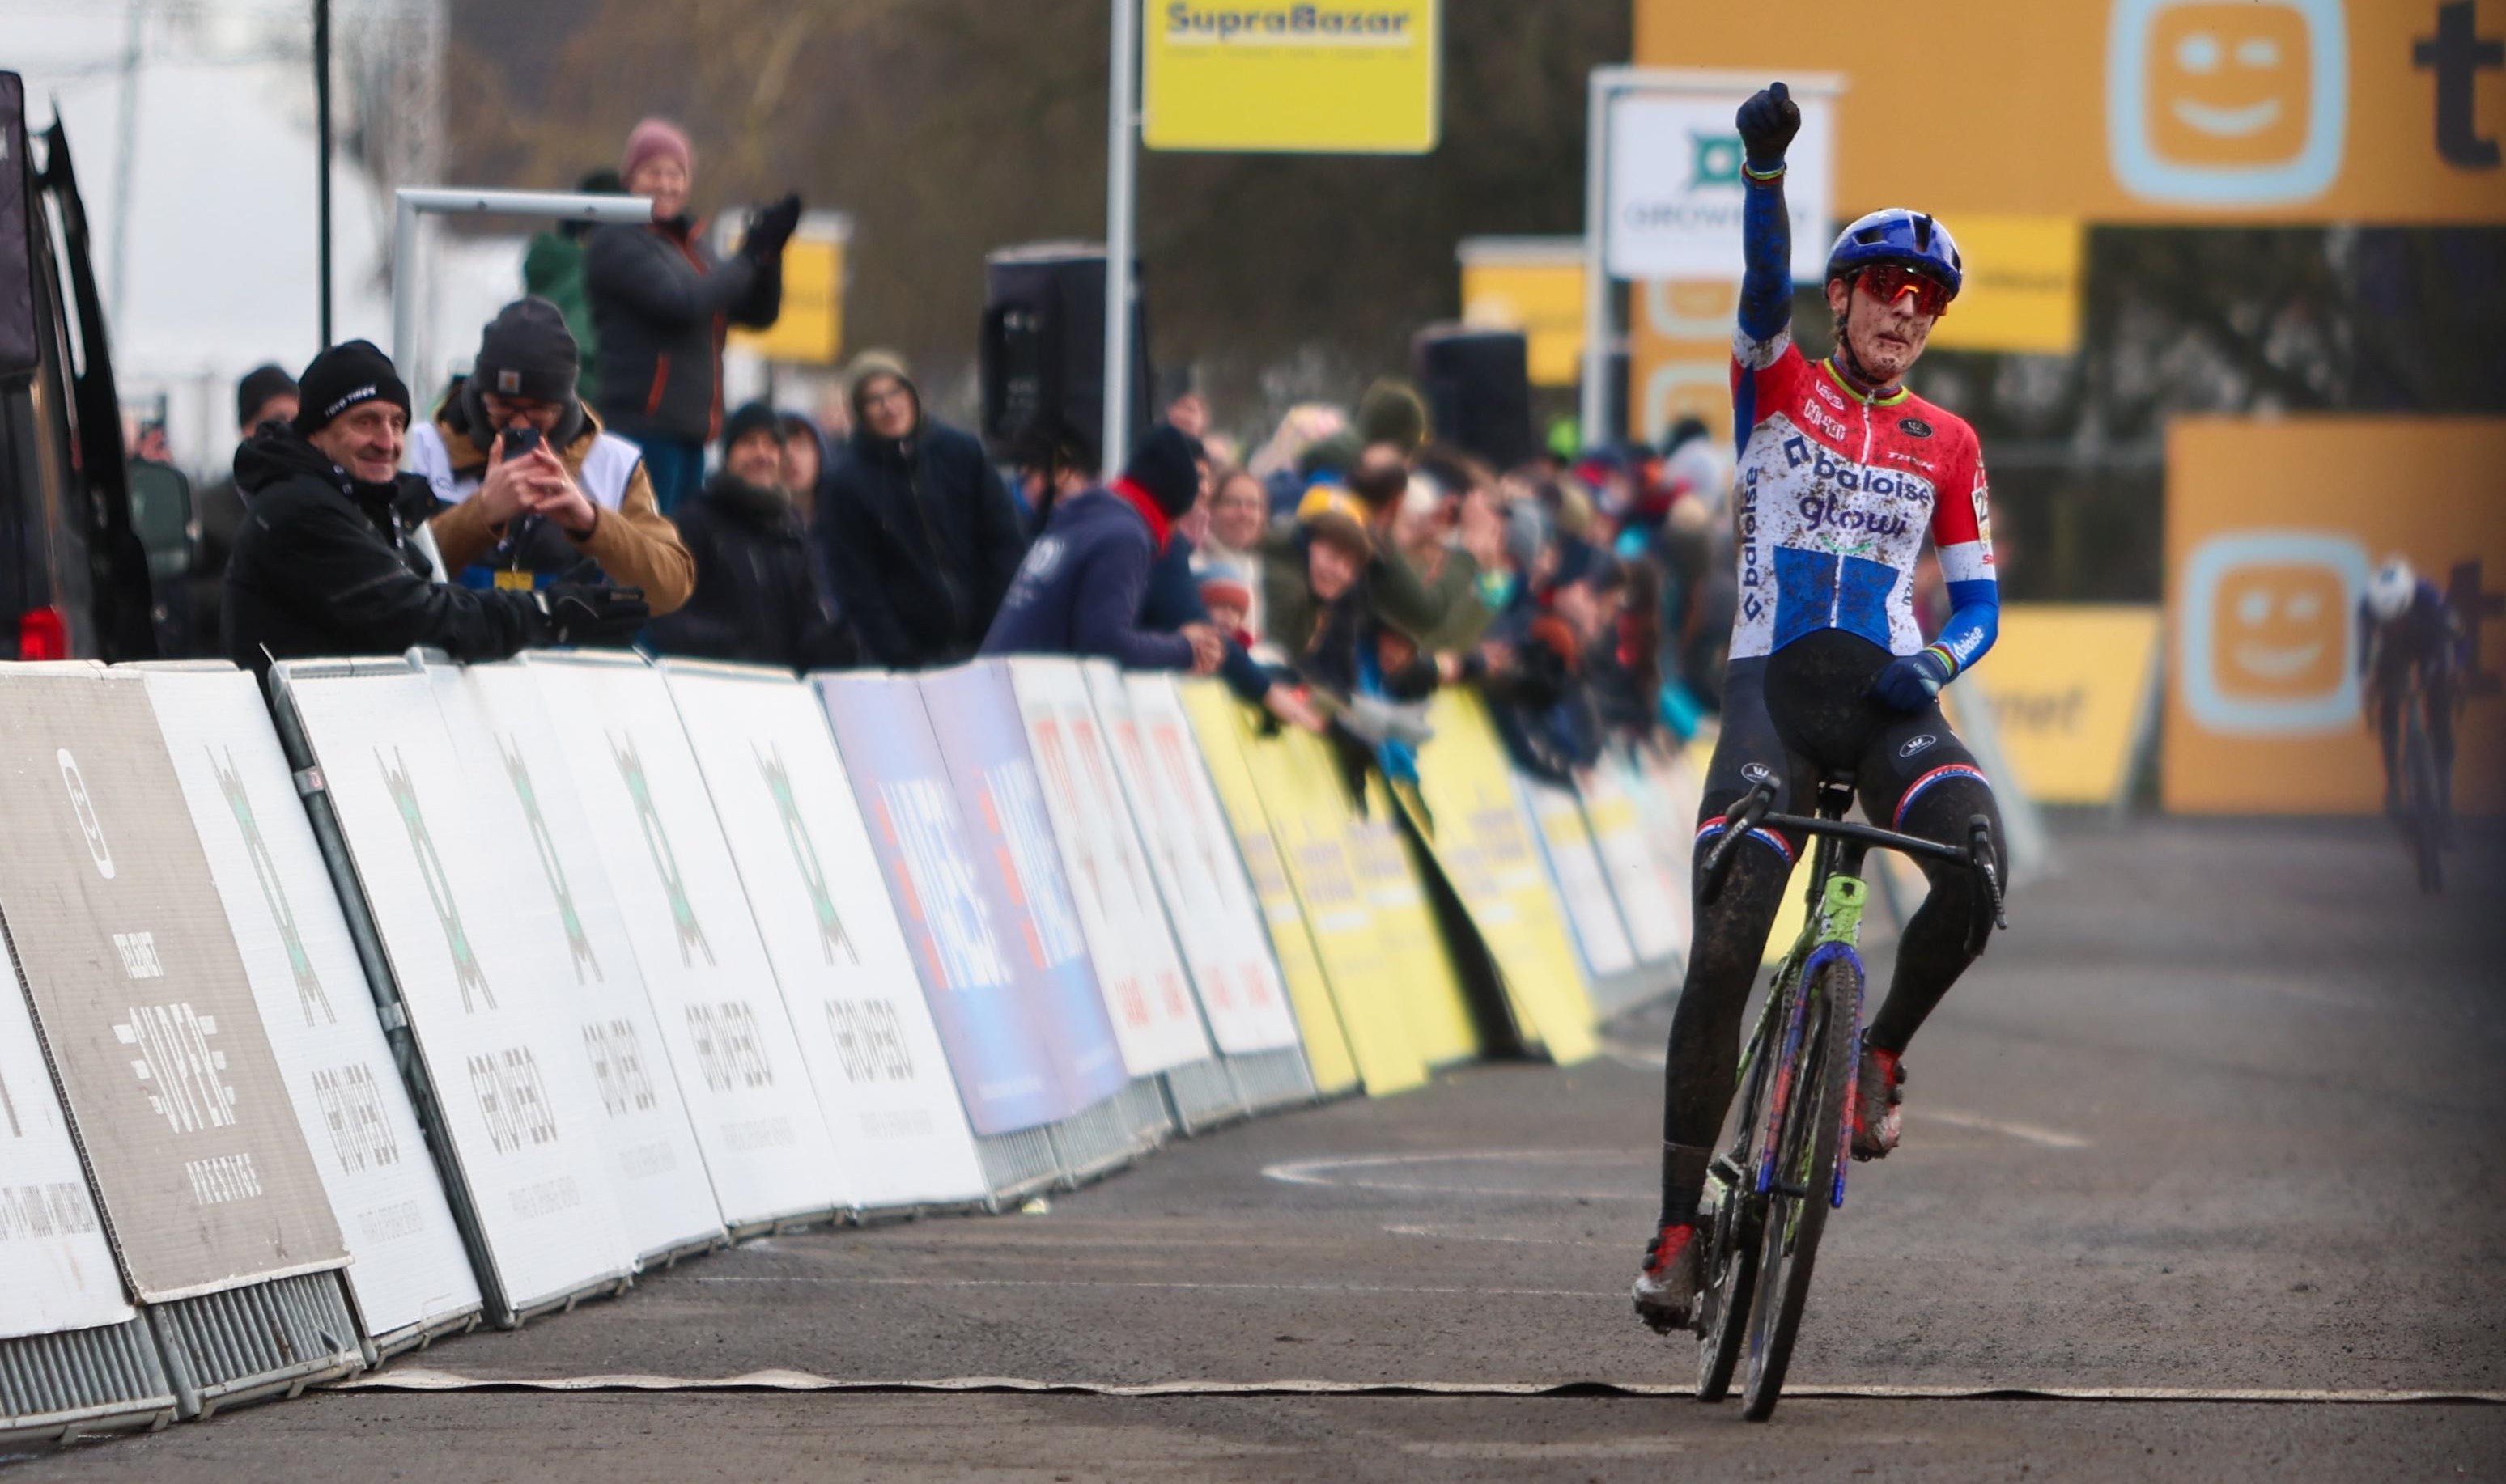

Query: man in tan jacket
left=410, top=297, right=694, bottom=613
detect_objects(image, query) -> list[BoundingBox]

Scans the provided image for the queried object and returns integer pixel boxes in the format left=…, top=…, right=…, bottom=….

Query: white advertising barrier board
left=0, top=670, right=346, bottom=1304
left=1005, top=659, right=1213, bottom=1078
left=1603, top=77, right=1835, bottom=282
left=517, top=655, right=845, bottom=1224
left=282, top=668, right=636, bottom=1314
left=0, top=950, right=132, bottom=1339
left=1516, top=774, right=1639, bottom=978
left=1575, top=761, right=1684, bottom=965
left=429, top=664, right=724, bottom=1260
left=1102, top=672, right=1302, bottom=1056
left=1617, top=743, right=1699, bottom=959
left=660, top=665, right=987, bottom=1210
left=142, top=668, right=479, bottom=1339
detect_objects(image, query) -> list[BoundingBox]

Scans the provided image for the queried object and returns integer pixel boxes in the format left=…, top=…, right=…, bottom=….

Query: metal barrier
left=1225, top=1045, right=1322, bottom=1115
left=1047, top=1078, right=1174, bottom=1188
left=975, top=1126, right=1064, bottom=1211
left=1161, top=1057, right=1249, bottom=1133
left=145, top=1271, right=363, bottom=1421
left=0, top=1321, right=176, bottom=1449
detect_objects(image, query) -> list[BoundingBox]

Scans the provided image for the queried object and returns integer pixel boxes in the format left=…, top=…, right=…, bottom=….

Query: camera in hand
left=500, top=425, right=543, bottom=459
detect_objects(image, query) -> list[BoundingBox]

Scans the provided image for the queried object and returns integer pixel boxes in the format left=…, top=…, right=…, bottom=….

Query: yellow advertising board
left=728, top=227, right=846, bottom=365
left=1401, top=690, right=1600, bottom=1062
left=1636, top=0, right=2506, bottom=224
left=2163, top=417, right=2506, bottom=813
left=1142, top=0, right=1441, bottom=154
left=1459, top=239, right=1584, bottom=388
left=1198, top=697, right=1429, bottom=1093
left=1922, top=216, right=2086, bottom=356
left=1179, top=684, right=1360, bottom=1096
left=1352, top=774, right=1480, bottom=1066
left=1628, top=278, right=1739, bottom=448
left=1939, top=605, right=2164, bottom=805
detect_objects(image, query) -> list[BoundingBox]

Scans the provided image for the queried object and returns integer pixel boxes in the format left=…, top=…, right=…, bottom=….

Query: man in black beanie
left=410, top=296, right=691, bottom=614
left=222, top=338, right=645, bottom=682
left=648, top=401, right=857, bottom=672
left=980, top=422, right=1220, bottom=673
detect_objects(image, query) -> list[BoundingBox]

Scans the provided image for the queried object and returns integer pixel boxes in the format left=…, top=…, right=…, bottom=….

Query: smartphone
left=500, top=425, right=543, bottom=459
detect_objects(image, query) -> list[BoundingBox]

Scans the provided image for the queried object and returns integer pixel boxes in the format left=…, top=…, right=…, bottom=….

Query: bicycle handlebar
left=1697, top=781, right=2010, bottom=951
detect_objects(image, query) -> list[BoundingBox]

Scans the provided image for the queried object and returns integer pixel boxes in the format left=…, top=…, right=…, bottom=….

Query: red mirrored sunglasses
left=1858, top=264, right=1952, bottom=318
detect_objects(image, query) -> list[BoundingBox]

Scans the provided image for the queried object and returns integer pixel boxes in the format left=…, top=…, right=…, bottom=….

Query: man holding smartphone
left=410, top=297, right=694, bottom=613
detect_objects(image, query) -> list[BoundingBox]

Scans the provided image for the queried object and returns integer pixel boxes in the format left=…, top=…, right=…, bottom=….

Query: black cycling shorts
left=1698, top=630, right=1991, bottom=863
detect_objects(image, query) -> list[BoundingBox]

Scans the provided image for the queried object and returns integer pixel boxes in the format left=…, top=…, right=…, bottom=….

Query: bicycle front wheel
left=1739, top=954, right=1860, bottom=1422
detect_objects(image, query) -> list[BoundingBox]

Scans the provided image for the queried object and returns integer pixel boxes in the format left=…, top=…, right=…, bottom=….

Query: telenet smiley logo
left=2109, top=0, right=2348, bottom=206
left=2181, top=530, right=2371, bottom=736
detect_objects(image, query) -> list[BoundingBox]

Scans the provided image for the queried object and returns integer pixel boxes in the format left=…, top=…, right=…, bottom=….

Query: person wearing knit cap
left=222, top=340, right=645, bottom=682
left=980, top=424, right=1219, bottom=674
left=1355, top=378, right=1429, bottom=456
left=816, top=348, right=1034, bottom=668
left=649, top=401, right=859, bottom=672
left=586, top=115, right=801, bottom=515
left=187, top=364, right=304, bottom=651
left=407, top=297, right=694, bottom=615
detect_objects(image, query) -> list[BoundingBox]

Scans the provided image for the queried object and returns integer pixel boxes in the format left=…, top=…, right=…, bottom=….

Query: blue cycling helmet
left=1826, top=209, right=1964, bottom=298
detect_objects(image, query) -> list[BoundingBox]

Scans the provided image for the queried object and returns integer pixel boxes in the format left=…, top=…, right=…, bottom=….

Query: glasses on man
left=1858, top=264, right=1952, bottom=319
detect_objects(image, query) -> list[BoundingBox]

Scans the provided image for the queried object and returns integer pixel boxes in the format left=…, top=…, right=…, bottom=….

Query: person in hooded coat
left=816, top=350, right=1028, bottom=668
left=980, top=424, right=1217, bottom=674
left=650, top=402, right=858, bottom=672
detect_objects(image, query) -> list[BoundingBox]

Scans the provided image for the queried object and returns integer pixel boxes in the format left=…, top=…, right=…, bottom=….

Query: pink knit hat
left=622, top=117, right=693, bottom=181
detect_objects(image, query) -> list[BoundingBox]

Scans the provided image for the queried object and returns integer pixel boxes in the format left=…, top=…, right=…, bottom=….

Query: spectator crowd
left=197, top=115, right=1789, bottom=787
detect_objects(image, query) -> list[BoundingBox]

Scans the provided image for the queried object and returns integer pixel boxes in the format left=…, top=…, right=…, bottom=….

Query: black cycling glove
left=1735, top=82, right=1800, bottom=172
left=743, top=193, right=803, bottom=257
left=538, top=584, right=650, bottom=646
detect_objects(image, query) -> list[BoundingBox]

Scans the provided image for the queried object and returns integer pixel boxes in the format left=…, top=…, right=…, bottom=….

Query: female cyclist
left=1633, top=82, right=2008, bottom=1332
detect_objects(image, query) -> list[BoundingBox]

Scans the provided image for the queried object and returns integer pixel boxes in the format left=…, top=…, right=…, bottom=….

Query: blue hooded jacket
left=979, top=486, right=1196, bottom=670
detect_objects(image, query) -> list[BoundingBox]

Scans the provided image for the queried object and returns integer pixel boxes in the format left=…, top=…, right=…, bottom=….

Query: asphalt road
left=9, top=816, right=2503, bottom=1481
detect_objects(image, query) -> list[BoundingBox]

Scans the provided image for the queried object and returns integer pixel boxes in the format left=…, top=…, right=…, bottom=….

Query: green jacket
left=522, top=231, right=601, bottom=405
left=1256, top=522, right=1492, bottom=657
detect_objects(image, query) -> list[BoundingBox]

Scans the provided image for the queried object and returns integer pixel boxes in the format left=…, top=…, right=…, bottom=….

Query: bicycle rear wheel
left=2404, top=708, right=2444, bottom=895
left=1739, top=954, right=1860, bottom=1422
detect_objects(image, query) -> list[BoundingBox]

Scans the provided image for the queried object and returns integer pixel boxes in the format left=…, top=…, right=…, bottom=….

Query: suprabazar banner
left=2164, top=416, right=2506, bottom=813
left=1100, top=672, right=1304, bottom=1057
left=1634, top=0, right=2506, bottom=223
left=916, top=664, right=1132, bottom=1115
left=1143, top=0, right=1441, bottom=154
left=279, top=667, right=637, bottom=1314
left=1005, top=659, right=1214, bottom=1079
left=0, top=671, right=346, bottom=1304
left=516, top=655, right=846, bottom=1226
left=663, top=664, right=988, bottom=1210
left=427, top=664, right=725, bottom=1259
left=142, top=668, right=478, bottom=1340
left=1174, top=682, right=1361, bottom=1095
left=816, top=672, right=1089, bottom=1135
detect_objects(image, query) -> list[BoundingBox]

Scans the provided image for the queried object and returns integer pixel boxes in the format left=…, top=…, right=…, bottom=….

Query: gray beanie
left=474, top=297, right=580, bottom=405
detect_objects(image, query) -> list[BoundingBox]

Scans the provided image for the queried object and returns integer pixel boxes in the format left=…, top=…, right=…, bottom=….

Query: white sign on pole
left=0, top=971, right=132, bottom=1340
left=660, top=666, right=988, bottom=1211
left=1602, top=76, right=1836, bottom=283
left=142, top=668, right=479, bottom=1340
left=282, top=669, right=636, bottom=1315
left=1100, top=672, right=1303, bottom=1056
left=517, top=656, right=846, bottom=1225
left=428, top=665, right=725, bottom=1261
left=1005, top=659, right=1213, bottom=1078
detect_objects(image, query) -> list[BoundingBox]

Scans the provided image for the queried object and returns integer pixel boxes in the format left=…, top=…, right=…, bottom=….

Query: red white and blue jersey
left=1727, top=324, right=1997, bottom=664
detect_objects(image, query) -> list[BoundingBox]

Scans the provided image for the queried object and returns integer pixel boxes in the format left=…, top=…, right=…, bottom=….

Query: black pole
left=314, top=0, right=333, bottom=348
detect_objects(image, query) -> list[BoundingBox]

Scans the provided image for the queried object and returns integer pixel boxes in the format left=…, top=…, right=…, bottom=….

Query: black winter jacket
left=221, top=426, right=553, bottom=681
left=650, top=474, right=859, bottom=672
left=584, top=218, right=779, bottom=444
left=979, top=487, right=1193, bottom=671
left=816, top=419, right=1026, bottom=668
